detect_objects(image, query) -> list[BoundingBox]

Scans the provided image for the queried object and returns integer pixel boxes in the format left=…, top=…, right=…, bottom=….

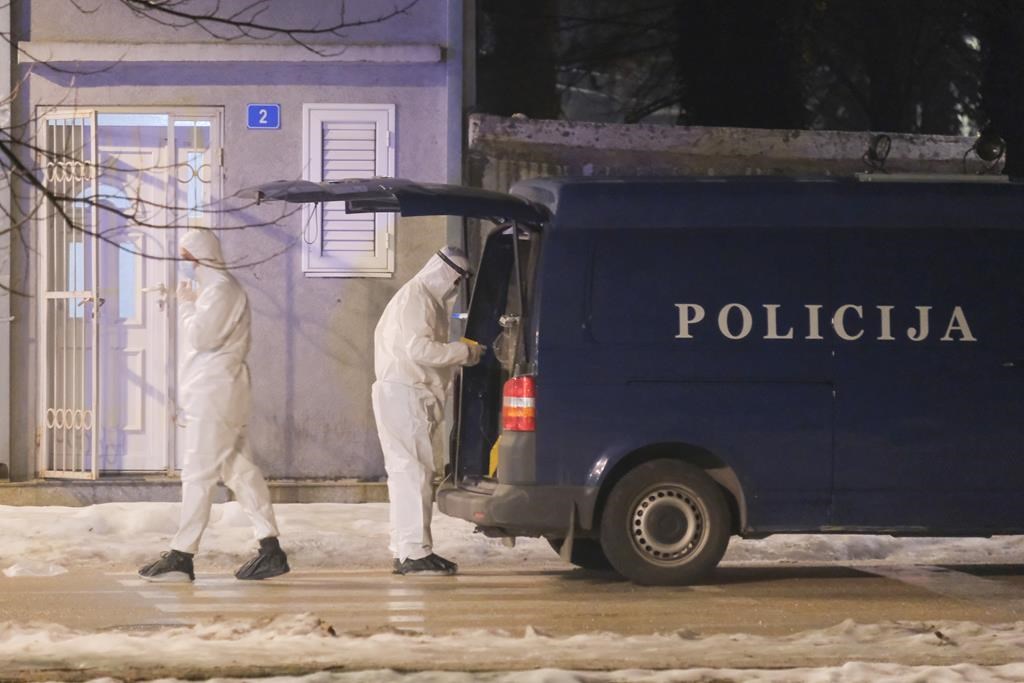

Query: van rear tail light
left=502, top=376, right=536, bottom=432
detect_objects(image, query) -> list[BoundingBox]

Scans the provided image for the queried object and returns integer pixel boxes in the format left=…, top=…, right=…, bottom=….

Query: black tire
left=599, top=459, right=731, bottom=585
left=547, top=537, right=614, bottom=571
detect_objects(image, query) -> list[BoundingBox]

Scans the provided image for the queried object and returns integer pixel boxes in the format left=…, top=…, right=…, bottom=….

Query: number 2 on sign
left=258, top=109, right=268, bottom=124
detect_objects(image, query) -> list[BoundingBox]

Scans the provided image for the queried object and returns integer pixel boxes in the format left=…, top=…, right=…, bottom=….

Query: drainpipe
left=445, top=0, right=466, bottom=249
left=443, top=0, right=467, bottom=474
left=445, top=0, right=467, bottom=333
left=0, top=0, right=12, bottom=480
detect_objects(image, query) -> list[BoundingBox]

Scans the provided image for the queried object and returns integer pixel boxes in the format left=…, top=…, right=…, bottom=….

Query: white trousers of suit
left=171, top=415, right=279, bottom=555
left=372, top=380, right=440, bottom=562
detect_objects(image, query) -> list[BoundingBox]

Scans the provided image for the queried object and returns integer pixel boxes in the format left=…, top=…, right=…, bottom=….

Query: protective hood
left=372, top=245, right=473, bottom=399
left=413, top=246, right=470, bottom=305
left=180, top=230, right=225, bottom=267
left=177, top=226, right=251, bottom=425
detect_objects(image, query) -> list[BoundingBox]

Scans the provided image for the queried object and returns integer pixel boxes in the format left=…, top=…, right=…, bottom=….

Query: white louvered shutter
left=302, top=104, right=395, bottom=277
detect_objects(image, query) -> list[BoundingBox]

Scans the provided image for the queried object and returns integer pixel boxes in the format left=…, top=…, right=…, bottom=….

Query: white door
left=40, top=110, right=221, bottom=475
left=95, top=118, right=172, bottom=471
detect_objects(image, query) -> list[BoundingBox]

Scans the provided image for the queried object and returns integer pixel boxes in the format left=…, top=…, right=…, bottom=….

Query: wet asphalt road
left=3, top=562, right=1024, bottom=636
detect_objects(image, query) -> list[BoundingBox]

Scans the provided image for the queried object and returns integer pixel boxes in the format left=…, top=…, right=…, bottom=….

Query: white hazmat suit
left=372, top=247, right=482, bottom=564
left=171, top=229, right=279, bottom=555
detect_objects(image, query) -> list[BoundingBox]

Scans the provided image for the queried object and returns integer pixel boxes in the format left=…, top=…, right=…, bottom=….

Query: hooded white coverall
left=372, top=248, right=479, bottom=562
left=171, top=230, right=279, bottom=555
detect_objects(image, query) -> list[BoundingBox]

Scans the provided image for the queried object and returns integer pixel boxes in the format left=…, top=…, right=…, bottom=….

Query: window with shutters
left=302, top=104, right=396, bottom=277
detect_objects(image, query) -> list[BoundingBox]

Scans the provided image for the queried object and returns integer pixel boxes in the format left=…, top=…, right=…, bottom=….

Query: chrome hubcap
left=629, top=486, right=706, bottom=565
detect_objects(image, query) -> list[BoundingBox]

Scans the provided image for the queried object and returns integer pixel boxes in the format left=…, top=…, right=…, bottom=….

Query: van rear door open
left=243, top=178, right=547, bottom=224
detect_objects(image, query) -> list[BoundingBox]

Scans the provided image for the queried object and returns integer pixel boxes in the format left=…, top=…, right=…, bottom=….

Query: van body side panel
left=537, top=228, right=835, bottom=530
left=529, top=229, right=593, bottom=486
left=831, top=227, right=1024, bottom=531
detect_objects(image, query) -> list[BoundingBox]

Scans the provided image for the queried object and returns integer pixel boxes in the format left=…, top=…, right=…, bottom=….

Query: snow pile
left=0, top=502, right=561, bottom=574
left=3, top=501, right=1024, bottom=575
left=1, top=560, right=67, bottom=577
left=129, top=663, right=1024, bottom=683
left=4, top=615, right=1024, bottom=679
left=724, top=533, right=1024, bottom=566
left=2, top=561, right=67, bottom=577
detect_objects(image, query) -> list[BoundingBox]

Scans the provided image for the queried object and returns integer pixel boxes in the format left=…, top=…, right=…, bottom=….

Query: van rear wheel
left=599, top=459, right=730, bottom=585
left=547, top=538, right=613, bottom=571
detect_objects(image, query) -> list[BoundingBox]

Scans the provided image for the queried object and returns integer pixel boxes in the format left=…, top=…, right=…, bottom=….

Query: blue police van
left=248, top=175, right=1024, bottom=585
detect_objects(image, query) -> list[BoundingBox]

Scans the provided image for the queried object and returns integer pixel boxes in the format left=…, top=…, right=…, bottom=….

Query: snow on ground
left=98, top=664, right=1024, bottom=683
left=2, top=501, right=1024, bottom=574
left=4, top=502, right=1024, bottom=681
left=0, top=502, right=560, bottom=574
left=2, top=559, right=67, bottom=577
left=5, top=615, right=1024, bottom=682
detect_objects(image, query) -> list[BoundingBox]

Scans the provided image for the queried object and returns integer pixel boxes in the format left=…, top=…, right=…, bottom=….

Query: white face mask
left=441, top=282, right=460, bottom=313
left=179, top=260, right=197, bottom=281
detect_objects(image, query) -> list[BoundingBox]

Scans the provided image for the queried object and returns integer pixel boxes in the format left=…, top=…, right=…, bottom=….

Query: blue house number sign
left=247, top=104, right=281, bottom=130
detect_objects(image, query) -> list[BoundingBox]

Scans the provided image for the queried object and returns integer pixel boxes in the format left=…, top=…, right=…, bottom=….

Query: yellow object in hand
left=488, top=436, right=500, bottom=478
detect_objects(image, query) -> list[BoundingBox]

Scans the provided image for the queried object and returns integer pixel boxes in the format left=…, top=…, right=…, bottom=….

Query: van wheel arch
left=590, top=443, right=746, bottom=536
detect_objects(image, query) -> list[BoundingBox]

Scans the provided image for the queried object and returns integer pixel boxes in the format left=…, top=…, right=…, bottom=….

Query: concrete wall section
left=0, top=479, right=387, bottom=505
left=467, top=113, right=998, bottom=192
left=243, top=212, right=446, bottom=480
left=29, top=0, right=448, bottom=45
left=8, top=1, right=36, bottom=484
left=219, top=77, right=451, bottom=480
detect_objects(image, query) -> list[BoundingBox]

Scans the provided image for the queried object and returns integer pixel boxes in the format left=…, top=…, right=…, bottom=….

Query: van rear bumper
left=437, top=481, right=599, bottom=536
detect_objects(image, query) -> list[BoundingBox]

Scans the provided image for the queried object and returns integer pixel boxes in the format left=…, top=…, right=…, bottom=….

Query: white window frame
left=302, top=103, right=396, bottom=278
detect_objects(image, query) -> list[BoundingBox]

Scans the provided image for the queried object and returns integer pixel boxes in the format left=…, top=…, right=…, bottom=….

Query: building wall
left=28, top=0, right=448, bottom=44
left=9, top=0, right=459, bottom=481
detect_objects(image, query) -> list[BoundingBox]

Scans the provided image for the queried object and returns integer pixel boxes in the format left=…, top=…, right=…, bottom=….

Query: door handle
left=141, top=283, right=168, bottom=311
left=1001, top=360, right=1024, bottom=368
left=78, top=296, right=105, bottom=318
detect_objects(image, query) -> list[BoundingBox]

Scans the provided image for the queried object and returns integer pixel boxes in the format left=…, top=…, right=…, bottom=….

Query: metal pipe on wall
left=0, top=0, right=12, bottom=479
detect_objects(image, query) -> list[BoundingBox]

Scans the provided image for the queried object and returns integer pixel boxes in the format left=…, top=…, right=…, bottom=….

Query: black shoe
left=235, top=537, right=290, bottom=580
left=392, top=558, right=402, bottom=574
left=139, top=550, right=195, bottom=583
left=394, top=553, right=458, bottom=576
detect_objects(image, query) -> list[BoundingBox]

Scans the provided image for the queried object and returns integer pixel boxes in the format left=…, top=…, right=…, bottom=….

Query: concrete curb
left=0, top=479, right=389, bottom=506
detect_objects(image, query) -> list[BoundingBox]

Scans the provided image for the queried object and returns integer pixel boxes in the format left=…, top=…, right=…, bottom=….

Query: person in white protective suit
left=372, top=246, right=484, bottom=575
left=139, top=229, right=289, bottom=583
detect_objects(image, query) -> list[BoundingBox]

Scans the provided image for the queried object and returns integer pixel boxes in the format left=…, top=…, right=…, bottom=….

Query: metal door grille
left=40, top=113, right=99, bottom=479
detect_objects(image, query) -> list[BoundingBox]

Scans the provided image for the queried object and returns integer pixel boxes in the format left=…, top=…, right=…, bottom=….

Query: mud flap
left=558, top=505, right=576, bottom=563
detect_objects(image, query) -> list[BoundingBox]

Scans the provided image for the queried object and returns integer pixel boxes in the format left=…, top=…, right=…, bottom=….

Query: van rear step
left=457, top=477, right=498, bottom=495
left=437, top=480, right=598, bottom=538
